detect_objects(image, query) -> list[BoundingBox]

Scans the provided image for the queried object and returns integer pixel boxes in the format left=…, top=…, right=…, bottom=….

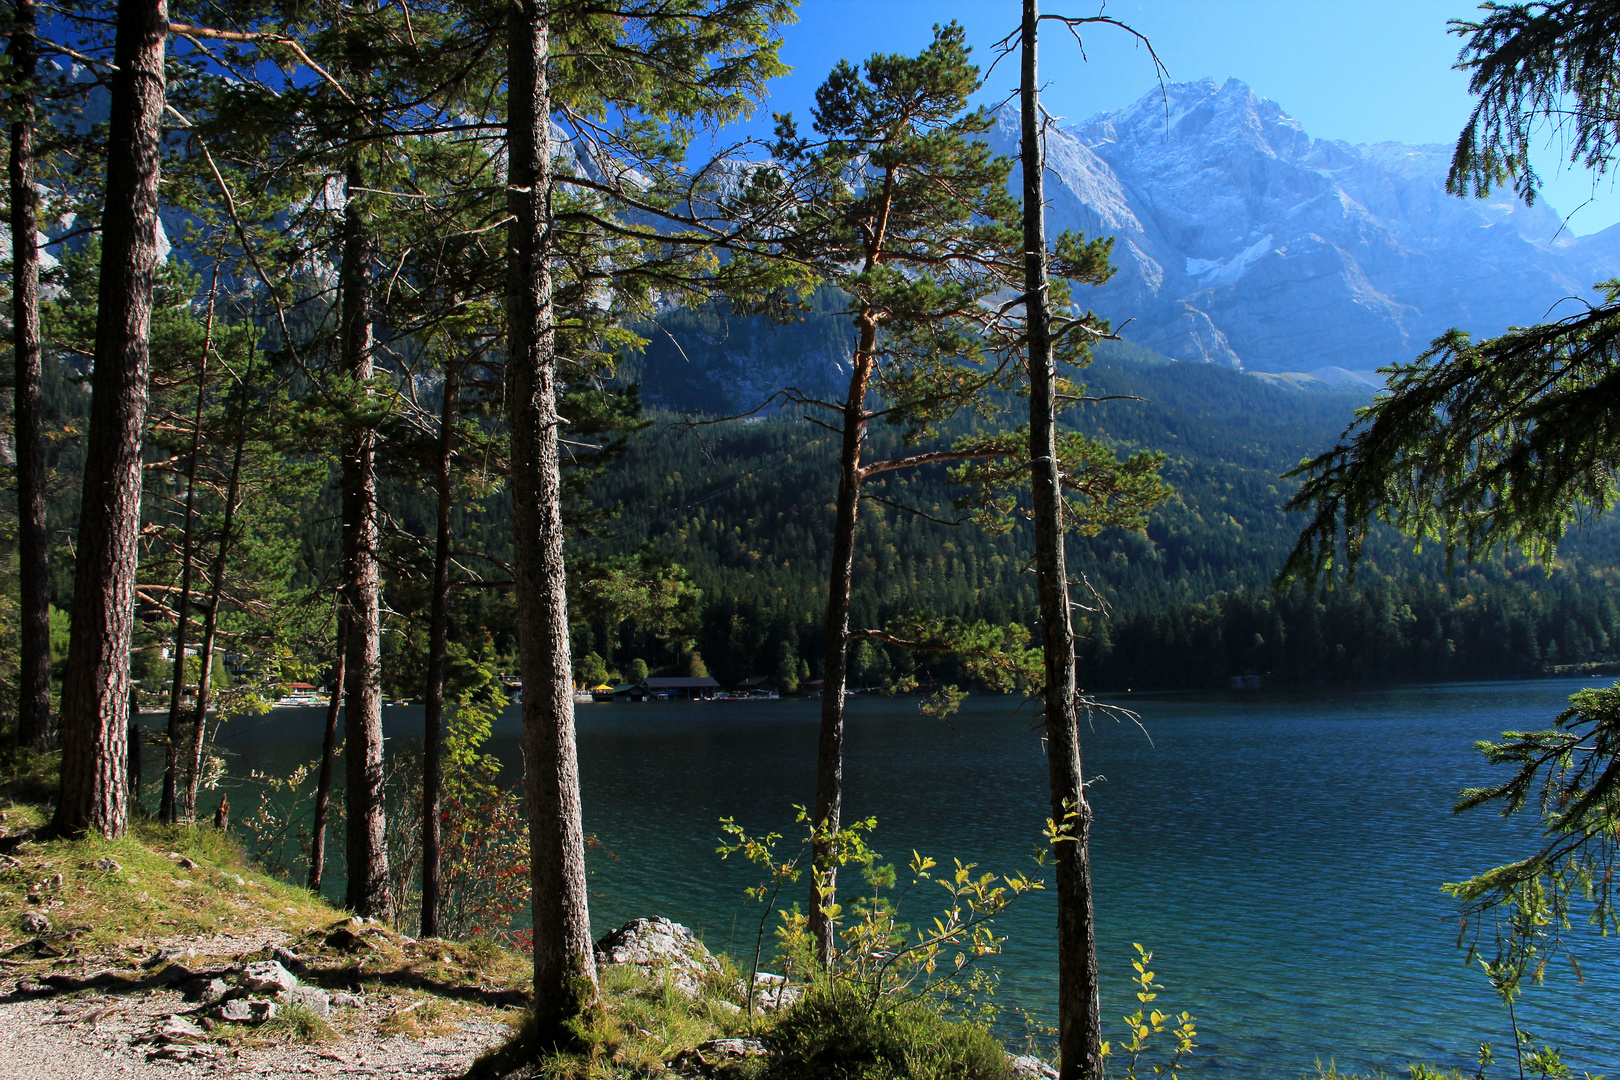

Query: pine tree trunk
left=421, top=360, right=458, bottom=939
left=160, top=287, right=214, bottom=824
left=1021, top=5, right=1101, bottom=1077
left=309, top=613, right=346, bottom=894
left=8, top=0, right=50, bottom=753
left=182, top=414, right=246, bottom=820
left=807, top=324, right=877, bottom=963
left=339, top=156, right=390, bottom=919
left=54, top=0, right=167, bottom=839
left=507, top=0, right=599, bottom=1040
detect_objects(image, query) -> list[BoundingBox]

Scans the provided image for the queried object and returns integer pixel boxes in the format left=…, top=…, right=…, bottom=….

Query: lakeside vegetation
left=3, top=0, right=1620, bottom=1077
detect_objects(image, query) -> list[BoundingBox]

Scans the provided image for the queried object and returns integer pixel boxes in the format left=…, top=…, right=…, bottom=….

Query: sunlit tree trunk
left=807, top=322, right=877, bottom=963
left=507, top=0, right=599, bottom=1040
left=54, top=0, right=167, bottom=839
left=8, top=0, right=50, bottom=753
left=339, top=156, right=390, bottom=919
left=1022, top=4, right=1101, bottom=1077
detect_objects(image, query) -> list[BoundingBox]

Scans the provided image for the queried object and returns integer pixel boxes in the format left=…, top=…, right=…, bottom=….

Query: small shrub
left=764, top=981, right=1012, bottom=1080
left=263, top=1003, right=338, bottom=1044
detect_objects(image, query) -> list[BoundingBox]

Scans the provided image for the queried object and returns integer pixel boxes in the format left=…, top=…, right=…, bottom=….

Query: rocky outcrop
left=594, top=917, right=722, bottom=998
left=988, top=78, right=1620, bottom=378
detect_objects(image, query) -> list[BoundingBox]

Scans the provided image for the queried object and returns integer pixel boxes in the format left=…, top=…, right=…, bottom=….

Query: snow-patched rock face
left=990, top=77, right=1620, bottom=374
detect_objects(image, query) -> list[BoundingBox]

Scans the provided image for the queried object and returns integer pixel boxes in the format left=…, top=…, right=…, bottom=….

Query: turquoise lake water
left=190, top=679, right=1620, bottom=1077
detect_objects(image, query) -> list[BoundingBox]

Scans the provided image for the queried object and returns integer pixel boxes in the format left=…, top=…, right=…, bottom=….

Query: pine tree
left=6, top=0, right=50, bottom=752
left=54, top=0, right=168, bottom=839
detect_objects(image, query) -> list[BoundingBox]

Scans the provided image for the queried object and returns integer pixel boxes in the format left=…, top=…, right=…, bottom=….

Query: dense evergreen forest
left=583, top=339, right=1620, bottom=691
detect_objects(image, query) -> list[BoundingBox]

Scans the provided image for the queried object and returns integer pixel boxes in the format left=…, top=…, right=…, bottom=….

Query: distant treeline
left=586, top=351, right=1620, bottom=691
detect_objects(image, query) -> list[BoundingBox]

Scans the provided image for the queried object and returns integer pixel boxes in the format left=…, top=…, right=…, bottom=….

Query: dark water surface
left=194, top=679, right=1619, bottom=1077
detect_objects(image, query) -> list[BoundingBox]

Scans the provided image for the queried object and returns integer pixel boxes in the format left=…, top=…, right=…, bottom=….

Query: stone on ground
left=594, top=916, right=720, bottom=998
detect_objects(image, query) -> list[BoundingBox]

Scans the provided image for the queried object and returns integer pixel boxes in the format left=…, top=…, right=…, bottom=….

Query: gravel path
left=0, top=983, right=510, bottom=1078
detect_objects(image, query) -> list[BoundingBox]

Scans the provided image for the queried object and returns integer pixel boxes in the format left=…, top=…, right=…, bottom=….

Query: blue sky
left=714, top=0, right=1620, bottom=235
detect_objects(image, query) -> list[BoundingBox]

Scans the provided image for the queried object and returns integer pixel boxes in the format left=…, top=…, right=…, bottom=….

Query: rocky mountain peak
left=988, top=78, right=1620, bottom=376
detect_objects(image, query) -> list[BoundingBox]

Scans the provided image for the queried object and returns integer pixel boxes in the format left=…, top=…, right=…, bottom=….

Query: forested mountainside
left=589, top=347, right=1620, bottom=691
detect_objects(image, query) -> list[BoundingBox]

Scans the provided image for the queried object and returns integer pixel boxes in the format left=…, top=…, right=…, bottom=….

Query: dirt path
left=0, top=919, right=519, bottom=1079
left=0, top=973, right=510, bottom=1078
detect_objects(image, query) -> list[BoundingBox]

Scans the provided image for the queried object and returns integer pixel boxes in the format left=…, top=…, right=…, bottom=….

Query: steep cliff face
left=993, top=77, right=1620, bottom=375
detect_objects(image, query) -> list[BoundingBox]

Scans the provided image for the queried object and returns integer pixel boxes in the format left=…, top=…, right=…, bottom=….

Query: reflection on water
left=175, top=679, right=1620, bottom=1077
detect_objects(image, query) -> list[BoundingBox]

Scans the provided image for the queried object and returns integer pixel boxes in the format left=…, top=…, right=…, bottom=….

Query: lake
left=175, top=679, right=1620, bottom=1077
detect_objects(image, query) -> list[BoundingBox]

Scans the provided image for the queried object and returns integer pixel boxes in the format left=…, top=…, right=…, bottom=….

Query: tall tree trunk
left=507, top=0, right=599, bottom=1040
left=1021, top=5, right=1100, bottom=1078
left=807, top=323, right=877, bottom=963
left=309, top=612, right=347, bottom=894
left=160, top=277, right=215, bottom=823
left=54, top=0, right=167, bottom=839
left=8, top=0, right=50, bottom=753
left=182, top=411, right=246, bottom=819
left=339, top=156, right=390, bottom=919
left=420, top=360, right=458, bottom=939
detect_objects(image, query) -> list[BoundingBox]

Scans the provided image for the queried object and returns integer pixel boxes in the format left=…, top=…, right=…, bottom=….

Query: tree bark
left=308, top=612, right=347, bottom=894
left=421, top=358, right=458, bottom=939
left=160, top=279, right=215, bottom=824
left=807, top=321, right=877, bottom=964
left=8, top=0, right=50, bottom=753
left=339, top=156, right=390, bottom=919
left=182, top=409, right=246, bottom=820
left=1021, top=5, right=1101, bottom=1078
left=54, top=0, right=167, bottom=839
left=507, top=0, right=599, bottom=1041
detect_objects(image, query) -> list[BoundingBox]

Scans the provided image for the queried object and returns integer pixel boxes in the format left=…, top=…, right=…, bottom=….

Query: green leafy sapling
left=1099, top=944, right=1197, bottom=1080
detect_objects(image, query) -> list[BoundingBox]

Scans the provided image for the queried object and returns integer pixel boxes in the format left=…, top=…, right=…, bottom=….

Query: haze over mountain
left=1012, top=77, right=1620, bottom=379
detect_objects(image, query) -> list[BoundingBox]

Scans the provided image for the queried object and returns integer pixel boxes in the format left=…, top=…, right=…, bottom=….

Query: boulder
left=330, top=992, right=364, bottom=1010
left=751, top=971, right=798, bottom=1011
left=594, top=917, right=720, bottom=998
left=291, top=987, right=330, bottom=1018
left=1008, top=1055, right=1059, bottom=1080
left=156, top=1015, right=205, bottom=1042
left=240, top=960, right=298, bottom=997
left=214, top=998, right=278, bottom=1024
left=20, top=910, right=49, bottom=935
left=183, top=977, right=230, bottom=1005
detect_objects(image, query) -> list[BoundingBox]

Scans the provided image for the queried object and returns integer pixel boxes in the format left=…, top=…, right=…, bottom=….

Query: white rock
left=241, top=960, right=298, bottom=996
left=291, top=987, right=330, bottom=1017
left=1008, top=1054, right=1059, bottom=1080
left=20, top=910, right=49, bottom=934
left=593, top=917, right=720, bottom=998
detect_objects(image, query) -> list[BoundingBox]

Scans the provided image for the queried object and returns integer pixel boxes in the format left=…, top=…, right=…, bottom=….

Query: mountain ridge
left=995, top=76, right=1620, bottom=375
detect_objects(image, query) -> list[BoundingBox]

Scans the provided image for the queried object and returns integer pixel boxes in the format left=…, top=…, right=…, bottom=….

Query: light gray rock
left=214, top=998, right=278, bottom=1024
left=291, top=987, right=330, bottom=1017
left=751, top=971, right=798, bottom=1011
left=1008, top=1054, right=1059, bottom=1080
left=156, top=1015, right=205, bottom=1042
left=183, top=977, right=229, bottom=1005
left=20, top=910, right=49, bottom=934
left=329, top=992, right=364, bottom=1010
left=94, top=857, right=121, bottom=872
left=240, top=959, right=298, bottom=996
left=594, top=917, right=720, bottom=998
